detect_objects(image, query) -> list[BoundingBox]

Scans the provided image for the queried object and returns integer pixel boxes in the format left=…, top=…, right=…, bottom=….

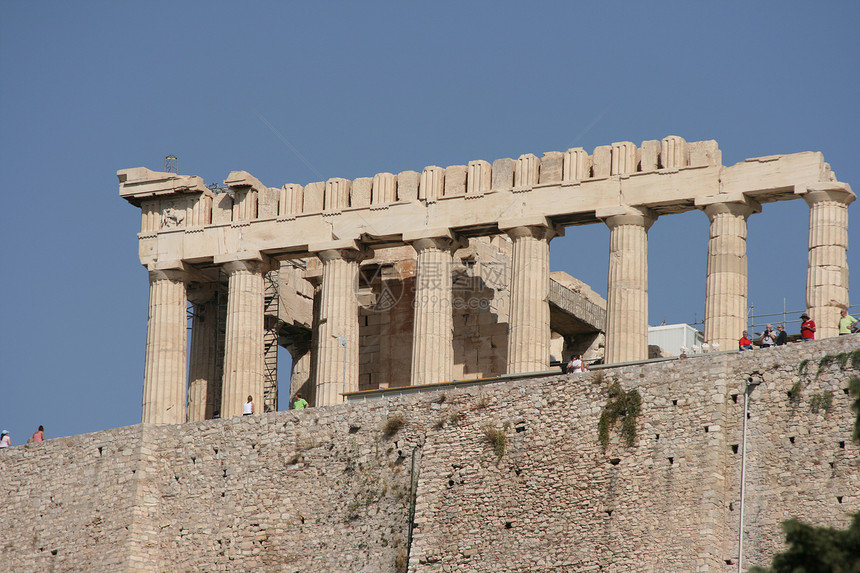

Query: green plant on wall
left=808, top=391, right=833, bottom=414
left=598, top=381, right=641, bottom=450
left=816, top=350, right=860, bottom=377
left=787, top=382, right=803, bottom=407
left=483, top=423, right=509, bottom=459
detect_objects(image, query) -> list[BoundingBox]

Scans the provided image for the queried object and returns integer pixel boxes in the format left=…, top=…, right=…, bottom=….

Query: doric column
left=803, top=186, right=855, bottom=339
left=599, top=206, right=655, bottom=364
left=408, top=235, right=458, bottom=385
left=501, top=222, right=555, bottom=374
left=220, top=259, right=266, bottom=417
left=699, top=198, right=760, bottom=350
left=313, top=247, right=365, bottom=406
left=142, top=268, right=188, bottom=425
left=187, top=293, right=218, bottom=422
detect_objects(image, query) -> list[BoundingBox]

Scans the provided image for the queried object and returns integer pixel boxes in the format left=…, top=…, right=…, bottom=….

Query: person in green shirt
left=292, top=393, right=309, bottom=410
left=838, top=309, right=858, bottom=335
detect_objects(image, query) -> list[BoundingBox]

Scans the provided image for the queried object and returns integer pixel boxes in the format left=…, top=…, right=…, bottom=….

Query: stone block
left=661, top=136, right=688, bottom=169
left=280, top=184, right=303, bottom=216
left=325, top=178, right=351, bottom=211
left=492, top=158, right=515, bottom=190
left=611, top=141, right=638, bottom=175
left=515, top=153, right=540, bottom=187
left=259, top=187, right=279, bottom=219
left=539, top=151, right=564, bottom=184
left=640, top=140, right=660, bottom=171
left=212, top=194, right=233, bottom=224
left=563, top=147, right=590, bottom=182
left=396, top=170, right=420, bottom=202
left=303, top=182, right=325, bottom=213
left=420, top=166, right=445, bottom=202
left=688, top=140, right=721, bottom=167
left=372, top=172, right=397, bottom=205
left=592, top=145, right=611, bottom=178
left=351, top=177, right=372, bottom=208
left=467, top=160, right=491, bottom=195
left=443, top=165, right=467, bottom=197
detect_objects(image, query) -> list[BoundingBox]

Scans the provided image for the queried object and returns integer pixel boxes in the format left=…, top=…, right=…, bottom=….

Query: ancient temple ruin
left=118, top=136, right=854, bottom=424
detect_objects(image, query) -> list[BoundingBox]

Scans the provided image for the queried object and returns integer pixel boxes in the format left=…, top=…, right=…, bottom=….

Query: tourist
left=775, top=324, right=788, bottom=346
left=567, top=354, right=586, bottom=373
left=243, top=396, right=254, bottom=416
left=29, top=425, right=44, bottom=443
left=757, top=325, right=776, bottom=348
left=292, top=393, right=308, bottom=410
left=838, top=309, right=858, bottom=335
left=0, top=430, right=10, bottom=448
left=800, top=313, right=816, bottom=341
left=738, top=331, right=753, bottom=351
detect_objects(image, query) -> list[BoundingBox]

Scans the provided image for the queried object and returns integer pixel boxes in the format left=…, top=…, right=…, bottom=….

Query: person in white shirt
left=0, top=430, right=10, bottom=448
left=243, top=396, right=254, bottom=416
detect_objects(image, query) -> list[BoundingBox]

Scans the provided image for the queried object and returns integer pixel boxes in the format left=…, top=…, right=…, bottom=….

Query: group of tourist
left=239, top=394, right=309, bottom=415
left=739, top=309, right=857, bottom=351
left=0, top=425, right=45, bottom=449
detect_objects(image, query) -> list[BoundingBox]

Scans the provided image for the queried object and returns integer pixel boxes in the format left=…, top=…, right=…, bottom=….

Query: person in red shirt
left=800, top=313, right=816, bottom=341
left=739, top=331, right=753, bottom=351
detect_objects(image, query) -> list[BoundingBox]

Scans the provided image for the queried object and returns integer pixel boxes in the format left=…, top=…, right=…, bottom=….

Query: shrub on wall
left=598, top=381, right=641, bottom=451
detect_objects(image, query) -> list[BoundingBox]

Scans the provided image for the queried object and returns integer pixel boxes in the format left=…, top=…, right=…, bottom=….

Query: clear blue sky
left=1, top=2, right=857, bottom=442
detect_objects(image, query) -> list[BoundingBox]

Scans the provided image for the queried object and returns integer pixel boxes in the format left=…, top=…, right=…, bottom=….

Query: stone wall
left=1, top=336, right=858, bottom=572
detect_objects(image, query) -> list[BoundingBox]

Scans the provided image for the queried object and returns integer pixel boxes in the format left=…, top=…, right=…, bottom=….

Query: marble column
left=410, top=236, right=457, bottom=385
left=803, top=186, right=855, bottom=339
left=601, top=207, right=655, bottom=364
left=142, top=268, right=188, bottom=425
left=701, top=200, right=760, bottom=350
left=187, top=297, right=218, bottom=421
left=504, top=225, right=553, bottom=374
left=221, top=260, right=266, bottom=417
left=314, top=248, right=364, bottom=406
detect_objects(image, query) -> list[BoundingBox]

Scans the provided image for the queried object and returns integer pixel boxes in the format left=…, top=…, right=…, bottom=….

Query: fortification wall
left=1, top=336, right=858, bottom=572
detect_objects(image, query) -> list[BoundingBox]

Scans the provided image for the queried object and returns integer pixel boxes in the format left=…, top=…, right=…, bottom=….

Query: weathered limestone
left=314, top=247, right=365, bottom=405
left=220, top=259, right=266, bottom=417
left=600, top=206, right=655, bottom=364
left=187, top=296, right=219, bottom=422
left=502, top=223, right=554, bottom=373
left=698, top=197, right=761, bottom=349
left=802, top=185, right=855, bottom=338
left=142, top=268, right=188, bottom=425
left=408, top=235, right=458, bottom=385
left=119, top=138, right=855, bottom=418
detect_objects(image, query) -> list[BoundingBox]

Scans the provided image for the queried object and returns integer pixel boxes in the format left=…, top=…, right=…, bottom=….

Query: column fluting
left=221, top=260, right=265, bottom=417
left=804, top=188, right=854, bottom=339
left=410, top=237, right=456, bottom=385
left=505, top=225, right=552, bottom=374
left=314, top=249, right=363, bottom=406
left=142, top=269, right=188, bottom=425
left=703, top=201, right=758, bottom=350
left=188, top=298, right=218, bottom=421
left=604, top=209, right=655, bottom=364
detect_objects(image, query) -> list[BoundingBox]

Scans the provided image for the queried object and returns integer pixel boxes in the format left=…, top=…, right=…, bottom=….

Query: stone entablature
left=120, top=141, right=845, bottom=263
left=119, top=136, right=854, bottom=421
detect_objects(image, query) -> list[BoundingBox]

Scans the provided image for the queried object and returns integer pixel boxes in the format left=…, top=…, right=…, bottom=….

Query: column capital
left=698, top=196, right=761, bottom=220
left=499, top=217, right=563, bottom=240
left=597, top=205, right=656, bottom=231
left=316, top=247, right=368, bottom=265
left=221, top=258, right=270, bottom=276
left=404, top=229, right=465, bottom=253
left=797, top=183, right=856, bottom=207
left=147, top=266, right=191, bottom=283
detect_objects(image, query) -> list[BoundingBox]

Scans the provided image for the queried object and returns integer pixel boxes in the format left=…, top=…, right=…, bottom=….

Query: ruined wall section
left=1, top=337, right=858, bottom=572
left=0, top=425, right=147, bottom=572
